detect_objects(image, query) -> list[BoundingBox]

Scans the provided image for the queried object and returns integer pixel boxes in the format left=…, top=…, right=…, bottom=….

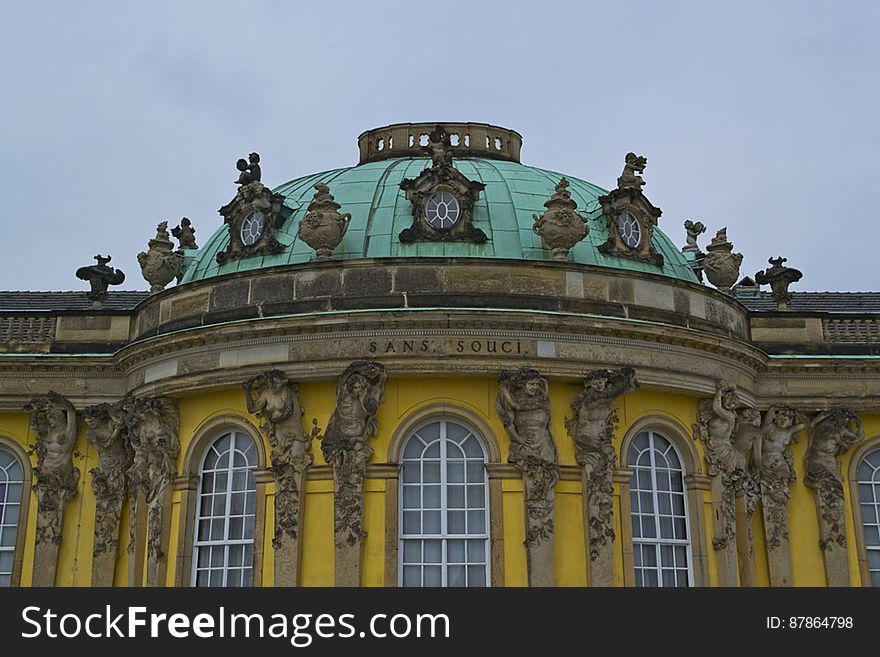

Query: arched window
left=627, top=430, right=693, bottom=587
left=0, top=447, right=24, bottom=587
left=192, top=431, right=258, bottom=587
left=857, top=447, right=880, bottom=587
left=399, top=419, right=489, bottom=587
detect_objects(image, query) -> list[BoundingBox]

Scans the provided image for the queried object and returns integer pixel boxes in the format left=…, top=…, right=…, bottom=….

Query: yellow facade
left=3, top=381, right=874, bottom=587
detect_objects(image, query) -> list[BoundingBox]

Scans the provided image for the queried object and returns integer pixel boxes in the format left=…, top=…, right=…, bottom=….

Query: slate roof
left=737, top=292, right=880, bottom=314
left=0, top=291, right=150, bottom=312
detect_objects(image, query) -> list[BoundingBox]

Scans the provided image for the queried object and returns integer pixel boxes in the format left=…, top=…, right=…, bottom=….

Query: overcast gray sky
left=1, top=0, right=876, bottom=292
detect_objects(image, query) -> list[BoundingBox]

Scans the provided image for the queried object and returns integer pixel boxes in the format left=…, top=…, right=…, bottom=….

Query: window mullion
left=222, top=437, right=235, bottom=586
left=647, top=432, right=663, bottom=584
left=440, top=420, right=447, bottom=587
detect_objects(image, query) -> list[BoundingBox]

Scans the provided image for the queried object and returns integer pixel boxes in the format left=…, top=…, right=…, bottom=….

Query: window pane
left=467, top=485, right=485, bottom=508
left=448, top=540, right=465, bottom=563
left=448, top=565, right=466, bottom=587
left=424, top=540, right=441, bottom=563
left=423, top=566, right=442, bottom=586
left=423, top=511, right=441, bottom=534
left=448, top=511, right=465, bottom=534
left=467, top=565, right=486, bottom=587
left=402, top=566, right=421, bottom=587
left=467, top=510, right=485, bottom=534
left=403, top=540, right=420, bottom=563
left=403, top=485, right=420, bottom=509
left=423, top=485, right=440, bottom=509
left=447, top=485, right=465, bottom=508
left=467, top=540, right=485, bottom=562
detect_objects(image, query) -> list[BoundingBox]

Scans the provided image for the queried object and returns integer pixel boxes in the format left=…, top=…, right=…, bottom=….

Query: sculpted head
left=346, top=373, right=369, bottom=397
left=740, top=407, right=761, bottom=426
left=263, top=369, right=287, bottom=389
left=722, top=390, right=739, bottom=411
left=84, top=404, right=124, bottom=449
left=507, top=369, right=547, bottom=401
left=586, top=370, right=609, bottom=392
left=774, top=408, right=798, bottom=429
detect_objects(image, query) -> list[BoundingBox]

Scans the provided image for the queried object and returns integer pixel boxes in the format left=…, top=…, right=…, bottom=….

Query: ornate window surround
left=173, top=415, right=269, bottom=587
left=848, top=435, right=880, bottom=587
left=0, top=436, right=31, bottom=587
left=385, top=403, right=504, bottom=587
left=619, top=415, right=710, bottom=587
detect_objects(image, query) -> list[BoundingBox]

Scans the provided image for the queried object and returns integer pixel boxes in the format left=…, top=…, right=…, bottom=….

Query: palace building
left=1, top=122, right=878, bottom=588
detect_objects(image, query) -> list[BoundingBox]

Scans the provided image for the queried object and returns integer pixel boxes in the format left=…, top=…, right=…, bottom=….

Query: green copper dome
left=180, top=155, right=698, bottom=284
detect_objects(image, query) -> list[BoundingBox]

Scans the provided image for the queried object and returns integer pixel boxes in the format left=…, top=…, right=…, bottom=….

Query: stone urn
left=297, top=183, right=351, bottom=260
left=532, top=178, right=589, bottom=261
left=702, top=227, right=743, bottom=294
left=137, top=221, right=183, bottom=293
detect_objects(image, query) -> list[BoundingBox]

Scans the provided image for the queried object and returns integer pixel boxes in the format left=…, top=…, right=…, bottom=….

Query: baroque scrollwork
left=755, top=256, right=803, bottom=309
left=25, top=392, right=80, bottom=546
left=398, top=124, right=488, bottom=244
left=84, top=401, right=131, bottom=556
left=75, top=254, right=126, bottom=303
left=805, top=408, right=864, bottom=551
left=123, top=397, right=180, bottom=561
left=320, top=362, right=387, bottom=548
left=244, top=369, right=314, bottom=546
left=566, top=368, right=638, bottom=561
left=217, top=153, right=289, bottom=264
left=497, top=368, right=559, bottom=548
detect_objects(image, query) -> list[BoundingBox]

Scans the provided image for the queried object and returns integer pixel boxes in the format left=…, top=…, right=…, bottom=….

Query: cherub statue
left=683, top=219, right=706, bottom=253
left=617, top=152, right=647, bottom=190
left=171, top=217, right=198, bottom=250
left=423, top=125, right=454, bottom=168
left=235, top=152, right=262, bottom=185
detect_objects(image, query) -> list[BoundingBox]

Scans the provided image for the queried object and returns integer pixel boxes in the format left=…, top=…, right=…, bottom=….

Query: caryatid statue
left=757, top=405, right=807, bottom=586
left=123, top=396, right=179, bottom=586
left=805, top=408, right=864, bottom=586
left=25, top=392, right=80, bottom=586
left=496, top=368, right=559, bottom=587
left=84, top=401, right=131, bottom=584
left=567, top=368, right=638, bottom=586
left=320, top=361, right=387, bottom=586
left=730, top=406, right=769, bottom=585
left=244, top=369, right=314, bottom=586
left=692, top=380, right=740, bottom=585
